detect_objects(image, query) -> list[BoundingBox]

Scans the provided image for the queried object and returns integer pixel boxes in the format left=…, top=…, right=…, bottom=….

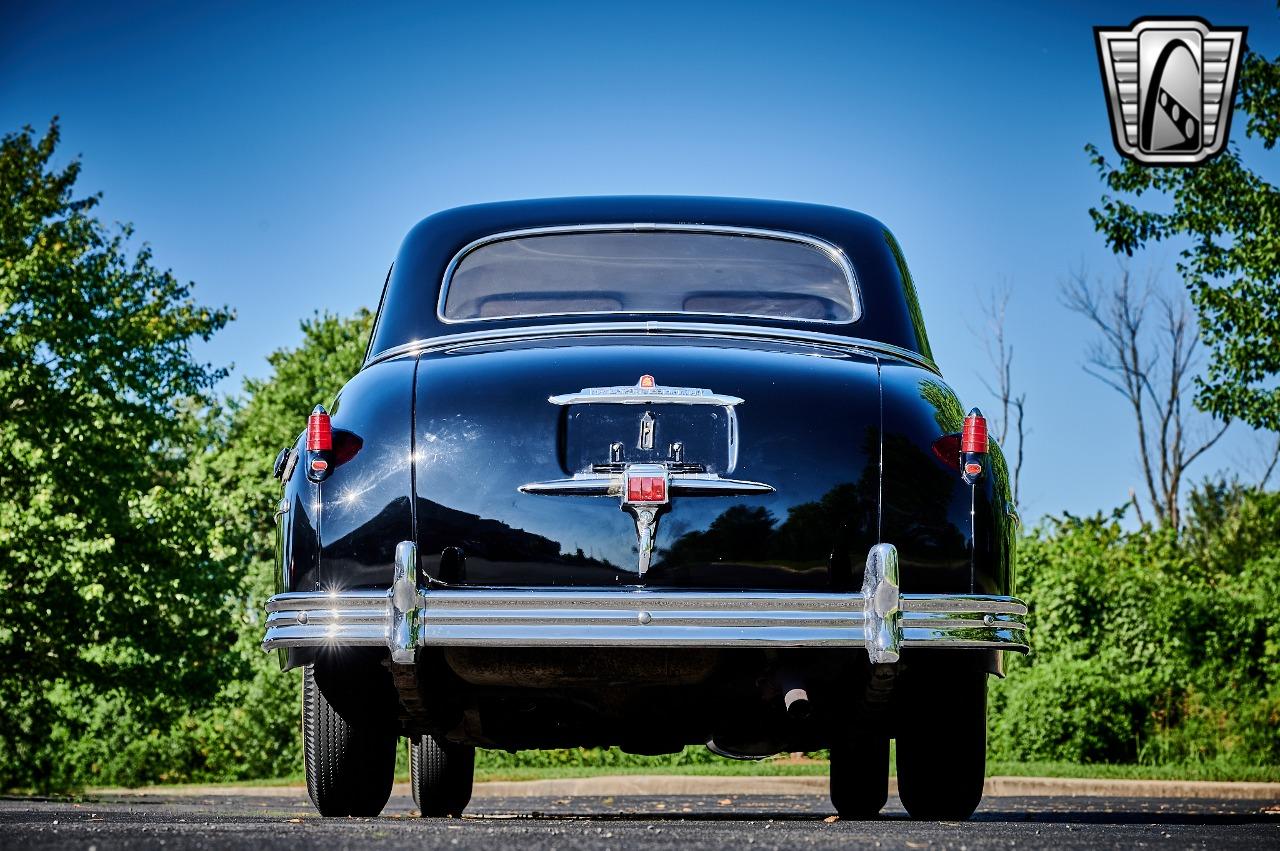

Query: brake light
left=627, top=476, right=666, bottom=502
left=931, top=410, right=989, bottom=483
left=307, top=406, right=332, bottom=451
left=961, top=409, right=988, bottom=454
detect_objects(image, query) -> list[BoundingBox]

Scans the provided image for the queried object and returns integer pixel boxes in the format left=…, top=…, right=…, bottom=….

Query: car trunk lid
left=412, top=334, right=882, bottom=590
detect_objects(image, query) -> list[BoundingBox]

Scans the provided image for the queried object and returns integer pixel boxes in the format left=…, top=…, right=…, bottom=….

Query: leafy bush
left=989, top=656, right=1149, bottom=763
left=988, top=485, right=1280, bottom=770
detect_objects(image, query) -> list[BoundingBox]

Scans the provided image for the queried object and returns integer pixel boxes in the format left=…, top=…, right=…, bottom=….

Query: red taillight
left=307, top=406, right=332, bottom=451
left=627, top=476, right=666, bottom=502
left=961, top=409, right=988, bottom=454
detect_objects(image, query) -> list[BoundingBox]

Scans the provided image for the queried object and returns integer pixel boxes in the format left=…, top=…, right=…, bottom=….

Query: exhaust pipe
left=706, top=683, right=811, bottom=759
left=783, top=687, right=811, bottom=720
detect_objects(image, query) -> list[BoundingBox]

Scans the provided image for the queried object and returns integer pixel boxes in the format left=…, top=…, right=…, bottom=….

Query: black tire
left=410, top=734, right=475, bottom=817
left=829, top=735, right=890, bottom=819
left=895, top=669, right=987, bottom=821
left=302, top=664, right=397, bottom=817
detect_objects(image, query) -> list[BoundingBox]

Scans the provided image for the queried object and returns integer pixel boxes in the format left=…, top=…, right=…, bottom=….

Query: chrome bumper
left=263, top=544, right=1028, bottom=663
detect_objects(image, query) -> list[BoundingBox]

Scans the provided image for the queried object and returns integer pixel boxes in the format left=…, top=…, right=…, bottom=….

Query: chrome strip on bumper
left=264, top=559, right=1028, bottom=657
left=264, top=591, right=387, bottom=647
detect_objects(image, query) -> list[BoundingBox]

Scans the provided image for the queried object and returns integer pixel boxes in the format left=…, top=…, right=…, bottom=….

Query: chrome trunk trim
left=517, top=472, right=775, bottom=498
left=363, top=321, right=940, bottom=375
left=548, top=382, right=744, bottom=407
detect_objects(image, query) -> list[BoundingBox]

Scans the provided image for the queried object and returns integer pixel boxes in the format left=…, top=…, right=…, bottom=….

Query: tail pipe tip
left=783, top=687, right=811, bottom=719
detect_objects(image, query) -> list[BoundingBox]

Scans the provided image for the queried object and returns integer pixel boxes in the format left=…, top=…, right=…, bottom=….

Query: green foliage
left=0, top=121, right=233, bottom=791
left=27, top=311, right=373, bottom=790
left=0, top=119, right=374, bottom=791
left=989, top=484, right=1280, bottom=769
left=1077, top=33, right=1280, bottom=766
left=989, top=658, right=1150, bottom=763
left=188, top=310, right=374, bottom=782
left=1086, top=41, right=1280, bottom=430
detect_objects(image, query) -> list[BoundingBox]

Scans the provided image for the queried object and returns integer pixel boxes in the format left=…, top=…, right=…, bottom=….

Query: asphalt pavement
left=3, top=786, right=1278, bottom=850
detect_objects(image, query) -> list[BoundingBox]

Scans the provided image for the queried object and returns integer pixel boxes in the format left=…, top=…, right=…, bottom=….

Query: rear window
left=439, top=228, right=859, bottom=323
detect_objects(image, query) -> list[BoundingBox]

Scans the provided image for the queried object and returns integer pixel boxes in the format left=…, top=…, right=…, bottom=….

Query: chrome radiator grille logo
left=1094, top=17, right=1246, bottom=165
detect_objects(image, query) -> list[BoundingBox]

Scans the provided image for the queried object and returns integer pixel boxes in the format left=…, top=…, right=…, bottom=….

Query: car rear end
left=262, top=199, right=1027, bottom=820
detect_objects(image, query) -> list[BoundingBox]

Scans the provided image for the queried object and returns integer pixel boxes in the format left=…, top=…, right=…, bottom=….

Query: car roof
left=368, top=196, right=934, bottom=364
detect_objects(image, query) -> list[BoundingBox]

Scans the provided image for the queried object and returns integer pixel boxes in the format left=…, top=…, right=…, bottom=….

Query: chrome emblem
left=547, top=380, right=744, bottom=406
left=1095, top=18, right=1246, bottom=165
left=637, top=410, right=656, bottom=450
left=519, top=376, right=774, bottom=576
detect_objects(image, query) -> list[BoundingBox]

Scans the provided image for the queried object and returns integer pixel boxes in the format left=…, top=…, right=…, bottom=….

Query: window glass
left=441, top=230, right=858, bottom=323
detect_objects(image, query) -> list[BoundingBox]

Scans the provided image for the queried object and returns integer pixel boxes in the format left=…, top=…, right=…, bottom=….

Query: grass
left=471, top=762, right=1280, bottom=784
left=985, top=761, right=1280, bottom=783
left=81, top=751, right=1280, bottom=794
left=466, top=745, right=1280, bottom=784
left=468, top=758, right=1280, bottom=784
left=464, top=746, right=1280, bottom=784
left=471, top=760, right=832, bottom=783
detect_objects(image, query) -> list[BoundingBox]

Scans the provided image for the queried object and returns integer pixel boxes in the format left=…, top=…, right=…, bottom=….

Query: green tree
left=0, top=121, right=232, bottom=790
left=1086, top=36, right=1280, bottom=430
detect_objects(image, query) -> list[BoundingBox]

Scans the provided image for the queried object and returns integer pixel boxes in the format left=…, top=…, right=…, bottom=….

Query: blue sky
left=3, top=0, right=1278, bottom=523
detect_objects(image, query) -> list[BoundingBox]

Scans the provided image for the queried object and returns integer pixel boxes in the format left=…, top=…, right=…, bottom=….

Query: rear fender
left=276, top=432, right=318, bottom=595
left=878, top=362, right=1015, bottom=596
left=275, top=356, right=416, bottom=670
left=315, top=357, right=418, bottom=591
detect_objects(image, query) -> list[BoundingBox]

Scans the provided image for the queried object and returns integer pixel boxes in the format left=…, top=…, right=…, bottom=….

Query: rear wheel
left=895, top=669, right=987, bottom=821
left=302, top=664, right=398, bottom=817
left=829, top=735, right=889, bottom=819
left=410, top=734, right=475, bottom=817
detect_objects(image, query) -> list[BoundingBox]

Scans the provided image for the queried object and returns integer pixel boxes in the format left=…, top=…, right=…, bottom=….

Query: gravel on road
left=2, top=787, right=1276, bottom=850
